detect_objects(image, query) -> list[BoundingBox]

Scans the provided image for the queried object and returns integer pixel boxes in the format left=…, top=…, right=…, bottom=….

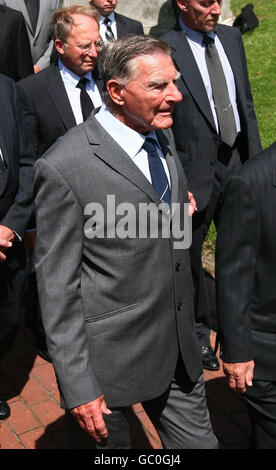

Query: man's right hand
left=70, top=394, right=112, bottom=442
left=0, top=238, right=13, bottom=262
left=222, top=360, right=255, bottom=394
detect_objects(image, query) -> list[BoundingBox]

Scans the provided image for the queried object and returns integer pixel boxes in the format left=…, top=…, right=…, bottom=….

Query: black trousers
left=0, top=244, right=26, bottom=360
left=244, top=380, right=276, bottom=449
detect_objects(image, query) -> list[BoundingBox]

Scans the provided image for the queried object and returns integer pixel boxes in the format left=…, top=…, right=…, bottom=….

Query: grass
left=231, top=0, right=276, bottom=149
left=203, top=0, right=276, bottom=255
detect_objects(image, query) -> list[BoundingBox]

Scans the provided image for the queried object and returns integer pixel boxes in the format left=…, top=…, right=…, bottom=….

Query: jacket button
left=175, top=262, right=181, bottom=271
left=210, top=159, right=217, bottom=166
left=177, top=303, right=183, bottom=311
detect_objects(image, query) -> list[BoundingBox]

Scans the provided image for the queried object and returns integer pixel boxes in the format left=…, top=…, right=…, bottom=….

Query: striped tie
left=104, top=17, right=115, bottom=42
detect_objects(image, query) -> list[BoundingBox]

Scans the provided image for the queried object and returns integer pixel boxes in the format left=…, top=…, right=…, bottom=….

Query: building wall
left=61, top=0, right=233, bottom=35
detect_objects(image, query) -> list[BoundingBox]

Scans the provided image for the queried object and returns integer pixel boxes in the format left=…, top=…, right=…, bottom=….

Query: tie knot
left=202, top=34, right=214, bottom=47
left=104, top=17, right=111, bottom=25
left=77, top=77, right=89, bottom=90
left=142, top=138, right=158, bottom=154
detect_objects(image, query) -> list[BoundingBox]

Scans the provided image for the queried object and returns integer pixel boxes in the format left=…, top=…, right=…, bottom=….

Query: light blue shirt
left=58, top=58, right=102, bottom=124
left=95, top=104, right=171, bottom=186
left=179, top=19, right=241, bottom=133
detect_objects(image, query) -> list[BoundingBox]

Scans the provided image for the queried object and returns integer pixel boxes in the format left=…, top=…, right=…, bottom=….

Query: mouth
left=159, top=109, right=173, bottom=115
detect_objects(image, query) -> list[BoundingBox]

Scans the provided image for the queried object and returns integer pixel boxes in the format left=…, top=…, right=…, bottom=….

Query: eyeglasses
left=65, top=40, right=104, bottom=54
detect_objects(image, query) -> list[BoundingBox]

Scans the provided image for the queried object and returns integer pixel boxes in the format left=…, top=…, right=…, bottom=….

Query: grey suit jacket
left=34, top=111, right=202, bottom=410
left=0, top=0, right=61, bottom=68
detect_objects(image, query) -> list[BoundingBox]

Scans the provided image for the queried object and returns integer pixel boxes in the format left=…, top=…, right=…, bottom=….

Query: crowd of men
left=0, top=0, right=275, bottom=450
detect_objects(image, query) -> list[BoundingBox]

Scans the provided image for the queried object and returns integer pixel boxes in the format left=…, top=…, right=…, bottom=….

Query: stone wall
left=61, top=1, right=234, bottom=35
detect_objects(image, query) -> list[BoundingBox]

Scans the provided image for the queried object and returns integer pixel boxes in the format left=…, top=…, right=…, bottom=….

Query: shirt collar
left=100, top=12, right=115, bottom=25
left=179, top=17, right=216, bottom=45
left=58, top=57, right=92, bottom=88
left=95, top=104, right=160, bottom=159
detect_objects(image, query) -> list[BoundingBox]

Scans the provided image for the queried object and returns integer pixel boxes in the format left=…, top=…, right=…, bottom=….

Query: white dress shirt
left=95, top=104, right=171, bottom=186
left=180, top=19, right=241, bottom=134
left=58, top=58, right=102, bottom=124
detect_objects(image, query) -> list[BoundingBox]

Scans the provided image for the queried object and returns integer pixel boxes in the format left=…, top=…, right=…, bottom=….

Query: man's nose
left=210, top=1, right=222, bottom=15
left=168, top=83, right=182, bottom=103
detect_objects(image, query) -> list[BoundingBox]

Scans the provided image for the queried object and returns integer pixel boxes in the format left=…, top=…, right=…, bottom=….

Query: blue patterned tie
left=143, top=138, right=171, bottom=205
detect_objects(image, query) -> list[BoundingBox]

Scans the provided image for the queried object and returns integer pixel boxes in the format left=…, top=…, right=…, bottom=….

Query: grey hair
left=98, top=34, right=171, bottom=106
left=51, top=5, right=99, bottom=43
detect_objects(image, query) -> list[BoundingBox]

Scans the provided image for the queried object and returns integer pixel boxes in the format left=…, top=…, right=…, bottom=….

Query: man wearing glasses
left=16, top=5, right=103, bottom=363
left=17, top=5, right=103, bottom=158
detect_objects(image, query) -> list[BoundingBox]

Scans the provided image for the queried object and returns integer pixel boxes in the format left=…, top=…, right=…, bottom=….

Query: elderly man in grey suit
left=0, top=0, right=61, bottom=72
left=34, top=35, right=217, bottom=449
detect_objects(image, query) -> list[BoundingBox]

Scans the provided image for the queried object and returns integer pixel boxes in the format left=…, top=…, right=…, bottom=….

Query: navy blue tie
left=143, top=138, right=171, bottom=205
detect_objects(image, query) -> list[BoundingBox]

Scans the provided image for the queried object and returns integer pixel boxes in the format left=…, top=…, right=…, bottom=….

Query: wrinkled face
left=88, top=0, right=117, bottom=16
left=177, top=0, right=222, bottom=32
left=108, top=52, right=182, bottom=134
left=56, top=14, right=101, bottom=76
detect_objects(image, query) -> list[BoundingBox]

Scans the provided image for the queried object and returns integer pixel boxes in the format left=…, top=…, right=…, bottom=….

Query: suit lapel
left=0, top=8, right=9, bottom=53
left=170, top=27, right=216, bottom=132
left=0, top=107, right=13, bottom=195
left=114, top=13, right=125, bottom=38
left=93, top=65, right=104, bottom=96
left=85, top=115, right=165, bottom=206
left=46, top=65, right=76, bottom=130
left=13, top=0, right=33, bottom=33
left=216, top=25, right=245, bottom=109
left=34, top=1, right=45, bottom=40
left=270, top=145, right=276, bottom=188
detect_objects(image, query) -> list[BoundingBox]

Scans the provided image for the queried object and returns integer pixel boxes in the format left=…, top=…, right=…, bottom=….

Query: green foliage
left=231, top=0, right=276, bottom=149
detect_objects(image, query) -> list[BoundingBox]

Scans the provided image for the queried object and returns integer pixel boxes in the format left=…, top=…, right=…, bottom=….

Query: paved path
left=0, top=318, right=252, bottom=449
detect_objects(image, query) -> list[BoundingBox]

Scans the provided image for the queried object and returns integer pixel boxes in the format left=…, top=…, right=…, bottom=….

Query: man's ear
left=106, top=79, right=125, bottom=106
left=55, top=39, right=65, bottom=56
left=176, top=0, right=188, bottom=13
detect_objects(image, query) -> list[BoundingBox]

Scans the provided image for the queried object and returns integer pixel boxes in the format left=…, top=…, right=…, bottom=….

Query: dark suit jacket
left=34, top=112, right=202, bottom=409
left=115, top=12, right=144, bottom=37
left=161, top=23, right=262, bottom=212
left=0, top=74, right=35, bottom=263
left=17, top=63, right=103, bottom=157
left=0, top=5, right=33, bottom=81
left=216, top=142, right=276, bottom=381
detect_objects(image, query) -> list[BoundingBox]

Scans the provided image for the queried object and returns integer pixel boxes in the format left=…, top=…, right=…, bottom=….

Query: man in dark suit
left=161, top=0, right=262, bottom=370
left=216, top=142, right=276, bottom=448
left=0, top=5, right=33, bottom=81
left=17, top=5, right=103, bottom=361
left=0, top=0, right=62, bottom=73
left=34, top=34, right=217, bottom=449
left=17, top=5, right=103, bottom=157
left=88, top=0, right=144, bottom=42
left=0, top=74, right=35, bottom=420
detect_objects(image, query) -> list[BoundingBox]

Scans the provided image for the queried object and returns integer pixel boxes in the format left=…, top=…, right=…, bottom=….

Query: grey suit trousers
left=66, top=359, right=218, bottom=449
